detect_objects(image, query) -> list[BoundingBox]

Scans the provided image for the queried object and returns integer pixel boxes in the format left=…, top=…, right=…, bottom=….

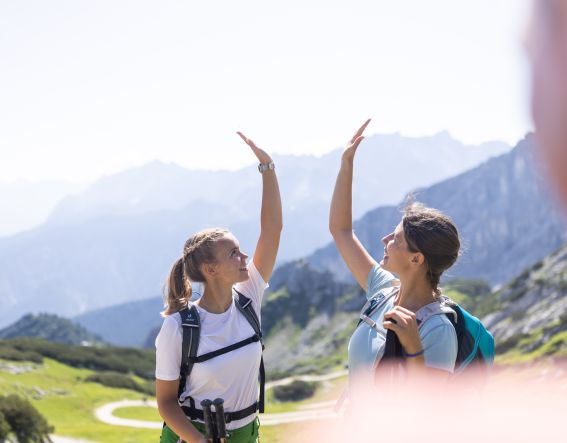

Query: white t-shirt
left=155, top=261, right=267, bottom=430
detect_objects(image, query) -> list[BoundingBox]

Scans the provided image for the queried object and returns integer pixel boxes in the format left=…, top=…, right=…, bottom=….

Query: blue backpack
left=361, top=289, right=495, bottom=373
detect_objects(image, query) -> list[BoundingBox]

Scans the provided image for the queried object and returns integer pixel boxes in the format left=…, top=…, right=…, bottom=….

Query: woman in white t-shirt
left=156, top=132, right=282, bottom=443
left=329, top=119, right=460, bottom=383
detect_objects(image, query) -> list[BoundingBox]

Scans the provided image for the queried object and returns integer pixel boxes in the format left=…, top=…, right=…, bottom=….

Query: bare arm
left=237, top=132, right=283, bottom=283
left=156, top=379, right=207, bottom=443
left=329, top=119, right=377, bottom=290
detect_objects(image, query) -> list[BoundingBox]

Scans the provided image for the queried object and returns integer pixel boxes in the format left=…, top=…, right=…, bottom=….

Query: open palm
left=343, top=119, right=371, bottom=161
left=237, top=132, right=273, bottom=164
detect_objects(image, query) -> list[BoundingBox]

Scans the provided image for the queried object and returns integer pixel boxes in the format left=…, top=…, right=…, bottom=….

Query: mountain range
left=0, top=132, right=509, bottom=327
left=307, top=134, right=566, bottom=285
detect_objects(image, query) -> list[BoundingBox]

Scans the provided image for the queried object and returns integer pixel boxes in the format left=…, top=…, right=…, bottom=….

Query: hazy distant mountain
left=0, top=180, right=84, bottom=237
left=44, top=132, right=509, bottom=261
left=307, top=134, right=567, bottom=286
left=0, top=313, right=104, bottom=346
left=74, top=296, right=164, bottom=348
left=0, top=132, right=509, bottom=328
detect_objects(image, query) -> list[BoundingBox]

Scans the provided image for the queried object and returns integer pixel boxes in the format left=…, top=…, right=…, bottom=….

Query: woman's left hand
left=237, top=132, right=273, bottom=164
left=383, top=306, right=423, bottom=355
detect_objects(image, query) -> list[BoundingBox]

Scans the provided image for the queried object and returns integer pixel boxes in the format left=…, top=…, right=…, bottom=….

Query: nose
left=240, top=251, right=249, bottom=261
left=381, top=232, right=392, bottom=246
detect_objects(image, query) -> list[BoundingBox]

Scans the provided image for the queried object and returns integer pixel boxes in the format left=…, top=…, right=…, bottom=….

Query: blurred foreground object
left=529, top=0, right=567, bottom=209
left=298, top=363, right=567, bottom=442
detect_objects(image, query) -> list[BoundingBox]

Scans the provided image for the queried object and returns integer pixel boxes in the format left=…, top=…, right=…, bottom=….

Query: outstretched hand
left=237, top=132, right=273, bottom=165
left=343, top=119, right=371, bottom=161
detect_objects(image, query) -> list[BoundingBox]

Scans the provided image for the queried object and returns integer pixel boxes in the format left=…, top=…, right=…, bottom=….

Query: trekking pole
left=213, top=398, right=228, bottom=443
left=201, top=399, right=216, bottom=442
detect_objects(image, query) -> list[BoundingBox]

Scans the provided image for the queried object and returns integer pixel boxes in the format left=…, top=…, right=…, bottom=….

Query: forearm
left=159, top=401, right=205, bottom=443
left=260, top=169, right=283, bottom=234
left=329, top=156, right=355, bottom=233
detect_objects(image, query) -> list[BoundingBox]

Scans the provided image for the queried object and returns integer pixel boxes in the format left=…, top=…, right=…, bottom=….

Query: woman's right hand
left=342, top=118, right=371, bottom=162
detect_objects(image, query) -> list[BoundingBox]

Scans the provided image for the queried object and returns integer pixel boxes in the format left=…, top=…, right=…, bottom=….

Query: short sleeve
left=421, top=321, right=458, bottom=373
left=155, top=314, right=183, bottom=381
left=234, top=260, right=268, bottom=316
left=366, top=265, right=398, bottom=300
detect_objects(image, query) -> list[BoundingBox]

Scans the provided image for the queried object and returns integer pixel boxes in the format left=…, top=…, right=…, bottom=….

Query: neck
left=395, top=272, right=436, bottom=312
left=198, top=280, right=234, bottom=313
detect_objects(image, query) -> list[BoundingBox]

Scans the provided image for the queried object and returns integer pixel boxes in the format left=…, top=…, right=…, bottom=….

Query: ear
left=202, top=263, right=218, bottom=278
left=411, top=253, right=425, bottom=266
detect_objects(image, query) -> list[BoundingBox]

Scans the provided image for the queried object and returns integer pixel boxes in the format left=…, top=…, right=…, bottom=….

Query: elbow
left=329, top=223, right=345, bottom=238
left=157, top=397, right=177, bottom=421
left=329, top=222, right=337, bottom=236
left=262, top=221, right=283, bottom=236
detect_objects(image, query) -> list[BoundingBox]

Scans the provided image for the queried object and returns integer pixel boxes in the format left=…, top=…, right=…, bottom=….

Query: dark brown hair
left=402, top=203, right=460, bottom=296
left=161, top=227, right=229, bottom=316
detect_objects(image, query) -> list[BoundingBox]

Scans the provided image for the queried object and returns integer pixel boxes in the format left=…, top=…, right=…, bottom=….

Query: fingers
left=383, top=307, right=416, bottom=330
left=350, top=118, right=371, bottom=143
left=351, top=135, right=365, bottom=150
left=236, top=131, right=258, bottom=149
left=236, top=131, right=273, bottom=164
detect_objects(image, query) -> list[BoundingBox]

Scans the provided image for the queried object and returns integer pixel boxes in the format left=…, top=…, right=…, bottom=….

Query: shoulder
left=163, top=311, right=182, bottom=327
left=366, top=265, right=398, bottom=299
left=156, top=312, right=183, bottom=343
left=420, top=314, right=456, bottom=336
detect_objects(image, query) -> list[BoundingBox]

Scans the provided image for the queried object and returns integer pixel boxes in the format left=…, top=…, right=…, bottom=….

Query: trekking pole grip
left=201, top=399, right=215, bottom=442
left=213, top=398, right=227, bottom=443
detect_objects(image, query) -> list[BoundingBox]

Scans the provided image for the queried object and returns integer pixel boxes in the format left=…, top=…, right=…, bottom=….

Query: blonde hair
left=161, top=228, right=229, bottom=316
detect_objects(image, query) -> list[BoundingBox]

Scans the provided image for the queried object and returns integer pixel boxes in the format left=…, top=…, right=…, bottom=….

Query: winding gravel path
left=50, top=435, right=99, bottom=443
left=94, top=370, right=347, bottom=429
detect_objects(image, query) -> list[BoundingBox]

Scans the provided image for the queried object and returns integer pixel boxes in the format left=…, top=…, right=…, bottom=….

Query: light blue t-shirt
left=348, top=265, right=458, bottom=377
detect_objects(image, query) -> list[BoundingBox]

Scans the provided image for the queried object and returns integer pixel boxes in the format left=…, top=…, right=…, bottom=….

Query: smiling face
left=207, top=232, right=250, bottom=285
left=380, top=221, right=419, bottom=274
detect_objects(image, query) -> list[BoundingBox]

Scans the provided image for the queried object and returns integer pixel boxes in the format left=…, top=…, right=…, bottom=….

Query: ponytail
left=161, top=257, right=191, bottom=317
left=161, top=227, right=229, bottom=317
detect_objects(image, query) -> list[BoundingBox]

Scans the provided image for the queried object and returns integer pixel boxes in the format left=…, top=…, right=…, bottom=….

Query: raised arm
left=237, top=132, right=283, bottom=282
left=329, top=119, right=377, bottom=290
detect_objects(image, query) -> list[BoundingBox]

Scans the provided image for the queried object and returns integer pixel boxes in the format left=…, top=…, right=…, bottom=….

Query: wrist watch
left=258, top=161, right=275, bottom=173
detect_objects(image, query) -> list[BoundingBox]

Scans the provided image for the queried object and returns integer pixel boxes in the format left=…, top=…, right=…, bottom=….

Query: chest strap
left=189, top=334, right=262, bottom=363
left=182, top=400, right=259, bottom=424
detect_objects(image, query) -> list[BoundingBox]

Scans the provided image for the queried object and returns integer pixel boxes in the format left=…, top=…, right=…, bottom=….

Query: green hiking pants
left=160, top=417, right=260, bottom=443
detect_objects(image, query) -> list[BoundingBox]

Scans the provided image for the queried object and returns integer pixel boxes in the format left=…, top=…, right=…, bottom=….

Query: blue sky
left=0, top=0, right=532, bottom=182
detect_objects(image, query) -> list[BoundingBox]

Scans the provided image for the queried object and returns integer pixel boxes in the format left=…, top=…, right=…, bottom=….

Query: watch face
left=258, top=162, right=274, bottom=172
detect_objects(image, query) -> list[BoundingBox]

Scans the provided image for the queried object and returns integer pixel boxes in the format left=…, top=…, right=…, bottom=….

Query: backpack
left=359, top=288, right=495, bottom=374
left=175, top=289, right=265, bottom=424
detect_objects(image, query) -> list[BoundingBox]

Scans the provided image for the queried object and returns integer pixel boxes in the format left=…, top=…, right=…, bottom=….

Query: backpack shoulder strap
left=415, top=298, right=458, bottom=329
left=177, top=304, right=200, bottom=402
left=358, top=285, right=399, bottom=329
left=233, top=289, right=265, bottom=413
left=233, top=290, right=263, bottom=341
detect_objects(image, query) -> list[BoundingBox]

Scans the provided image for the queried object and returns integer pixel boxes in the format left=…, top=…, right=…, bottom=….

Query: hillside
left=483, top=243, right=567, bottom=361
left=0, top=314, right=105, bottom=346
left=0, top=338, right=158, bottom=443
left=307, top=134, right=567, bottom=285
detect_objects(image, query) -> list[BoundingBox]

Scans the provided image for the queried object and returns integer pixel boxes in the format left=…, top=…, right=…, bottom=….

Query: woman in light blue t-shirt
left=329, top=119, right=460, bottom=380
